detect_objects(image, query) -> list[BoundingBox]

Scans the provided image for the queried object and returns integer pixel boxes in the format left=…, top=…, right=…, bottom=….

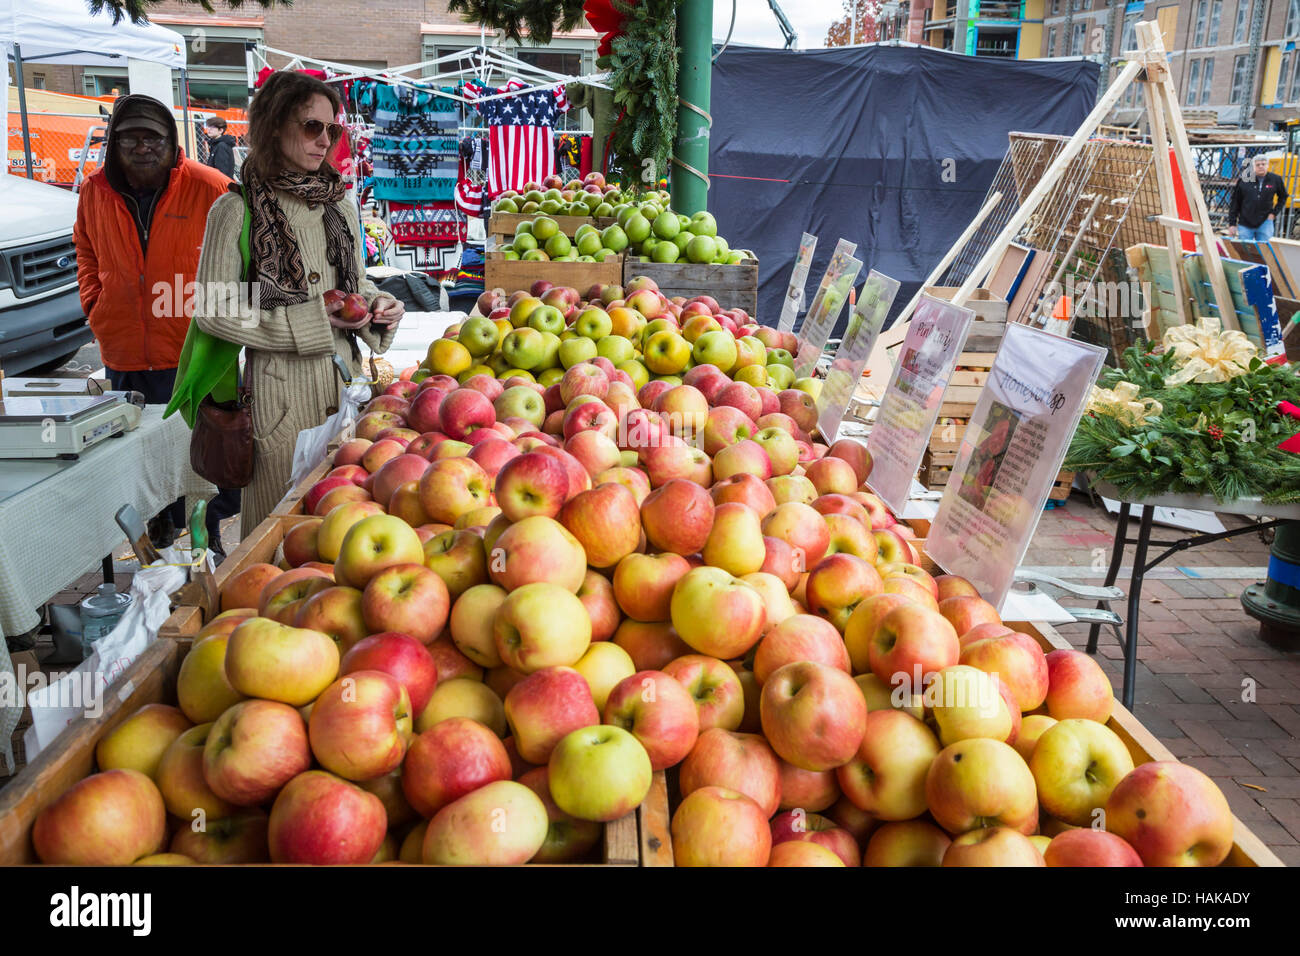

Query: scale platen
left=0, top=393, right=142, bottom=458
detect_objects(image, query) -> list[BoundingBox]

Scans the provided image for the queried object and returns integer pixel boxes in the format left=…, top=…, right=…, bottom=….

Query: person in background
left=1228, top=155, right=1288, bottom=242
left=192, top=71, right=403, bottom=538
left=203, top=115, right=237, bottom=178
left=73, top=94, right=242, bottom=555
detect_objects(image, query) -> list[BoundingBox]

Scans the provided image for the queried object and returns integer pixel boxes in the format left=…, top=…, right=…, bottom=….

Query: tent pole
left=181, top=68, right=193, bottom=157
left=673, top=0, right=712, bottom=213
left=13, top=43, right=34, bottom=180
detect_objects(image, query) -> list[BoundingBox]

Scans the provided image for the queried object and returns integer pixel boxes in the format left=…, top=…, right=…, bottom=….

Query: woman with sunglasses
left=193, top=71, right=405, bottom=537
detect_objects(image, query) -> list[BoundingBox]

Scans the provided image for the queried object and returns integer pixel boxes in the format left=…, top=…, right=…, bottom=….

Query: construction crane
left=768, top=0, right=798, bottom=48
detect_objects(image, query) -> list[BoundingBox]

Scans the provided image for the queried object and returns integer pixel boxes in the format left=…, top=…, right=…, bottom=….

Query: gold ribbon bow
left=1162, top=325, right=1258, bottom=386
left=1087, top=380, right=1164, bottom=426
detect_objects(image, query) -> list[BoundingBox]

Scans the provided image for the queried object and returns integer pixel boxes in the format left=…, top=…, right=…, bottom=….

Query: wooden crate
left=0, top=631, right=670, bottom=866
left=924, top=287, right=1007, bottom=351
left=1049, top=471, right=1075, bottom=501
left=485, top=253, right=624, bottom=296
left=624, top=259, right=759, bottom=316
left=271, top=458, right=332, bottom=518
left=488, top=213, right=614, bottom=241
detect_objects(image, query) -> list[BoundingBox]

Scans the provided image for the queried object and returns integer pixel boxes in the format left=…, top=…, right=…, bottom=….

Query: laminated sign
left=816, top=270, right=901, bottom=441
left=778, top=232, right=819, bottom=333
left=866, top=294, right=974, bottom=514
left=926, top=324, right=1106, bottom=611
left=793, top=243, right=861, bottom=378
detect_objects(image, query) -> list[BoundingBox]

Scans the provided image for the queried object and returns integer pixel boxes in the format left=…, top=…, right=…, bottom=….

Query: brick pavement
left=1025, top=492, right=1300, bottom=866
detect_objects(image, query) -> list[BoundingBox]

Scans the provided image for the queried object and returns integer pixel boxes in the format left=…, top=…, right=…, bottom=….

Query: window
left=1072, top=0, right=1088, bottom=11
left=1230, top=53, right=1248, bottom=103
left=1208, top=0, right=1223, bottom=43
left=1289, top=0, right=1300, bottom=37
left=1187, top=58, right=1202, bottom=104
left=1233, top=0, right=1249, bottom=43
left=1281, top=51, right=1293, bottom=102
left=1047, top=26, right=1056, bottom=55
left=1193, top=0, right=1208, bottom=46
left=84, top=74, right=128, bottom=97
left=186, top=80, right=248, bottom=110
left=1290, top=50, right=1300, bottom=99
left=1051, top=0, right=1060, bottom=13
left=31, top=73, right=46, bottom=90
left=188, top=37, right=247, bottom=69
left=1120, top=12, right=1139, bottom=53
left=1201, top=57, right=1215, bottom=103
left=1071, top=21, right=1087, bottom=54
left=515, top=48, right=583, bottom=78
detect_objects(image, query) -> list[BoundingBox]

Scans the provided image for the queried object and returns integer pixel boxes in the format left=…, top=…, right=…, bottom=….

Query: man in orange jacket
left=74, top=94, right=240, bottom=554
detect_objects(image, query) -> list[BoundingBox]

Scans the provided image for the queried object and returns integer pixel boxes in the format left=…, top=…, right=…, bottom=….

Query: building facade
left=923, top=0, right=1300, bottom=130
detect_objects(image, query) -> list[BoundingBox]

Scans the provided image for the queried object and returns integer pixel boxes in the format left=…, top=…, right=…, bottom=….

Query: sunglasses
left=299, top=119, right=344, bottom=141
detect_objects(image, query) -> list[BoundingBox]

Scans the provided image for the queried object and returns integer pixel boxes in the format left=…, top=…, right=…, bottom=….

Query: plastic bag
left=290, top=379, right=371, bottom=488
left=20, top=546, right=193, bottom=763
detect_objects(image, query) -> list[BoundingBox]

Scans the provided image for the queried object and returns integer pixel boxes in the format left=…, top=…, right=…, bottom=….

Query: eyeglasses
left=119, top=134, right=166, bottom=150
left=299, top=119, right=344, bottom=141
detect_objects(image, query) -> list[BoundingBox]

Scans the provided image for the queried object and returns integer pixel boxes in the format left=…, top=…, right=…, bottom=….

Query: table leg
left=101, top=555, right=114, bottom=587
left=1088, top=502, right=1131, bottom=654
left=1122, top=505, right=1155, bottom=712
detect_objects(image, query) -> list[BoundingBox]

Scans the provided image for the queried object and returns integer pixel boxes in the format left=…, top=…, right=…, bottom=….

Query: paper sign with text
left=816, top=270, right=901, bottom=441
left=925, top=324, right=1107, bottom=611
left=866, top=294, right=975, bottom=514
left=778, top=232, right=819, bottom=333
left=793, top=245, right=862, bottom=378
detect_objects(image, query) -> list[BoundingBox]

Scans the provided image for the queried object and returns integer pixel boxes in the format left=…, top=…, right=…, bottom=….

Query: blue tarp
left=706, top=44, right=1100, bottom=330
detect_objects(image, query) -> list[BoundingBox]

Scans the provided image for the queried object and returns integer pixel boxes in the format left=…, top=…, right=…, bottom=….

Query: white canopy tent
left=2, top=0, right=188, bottom=178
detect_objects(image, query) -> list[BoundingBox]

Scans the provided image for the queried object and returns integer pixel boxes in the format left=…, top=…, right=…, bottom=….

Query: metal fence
left=1188, top=139, right=1287, bottom=233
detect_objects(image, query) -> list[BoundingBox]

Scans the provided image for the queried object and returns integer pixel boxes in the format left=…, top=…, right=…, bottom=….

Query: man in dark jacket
left=1228, top=155, right=1288, bottom=241
left=203, top=116, right=237, bottom=178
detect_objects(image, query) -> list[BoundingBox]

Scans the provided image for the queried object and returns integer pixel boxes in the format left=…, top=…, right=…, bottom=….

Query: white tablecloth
left=0, top=405, right=215, bottom=762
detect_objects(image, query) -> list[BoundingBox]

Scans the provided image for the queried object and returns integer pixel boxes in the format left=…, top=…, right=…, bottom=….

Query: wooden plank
left=1138, top=77, right=1192, bottom=331
left=484, top=254, right=624, bottom=297
left=488, top=213, right=606, bottom=239
left=1007, top=620, right=1284, bottom=868
left=603, top=810, right=640, bottom=866
left=272, top=457, right=332, bottom=518
left=624, top=260, right=759, bottom=316
left=0, top=639, right=181, bottom=864
left=638, top=771, right=674, bottom=866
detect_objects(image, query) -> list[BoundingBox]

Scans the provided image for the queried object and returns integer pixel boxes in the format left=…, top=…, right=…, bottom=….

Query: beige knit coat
left=194, top=190, right=396, bottom=539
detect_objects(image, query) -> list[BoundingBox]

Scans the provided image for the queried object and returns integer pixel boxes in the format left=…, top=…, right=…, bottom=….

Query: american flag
left=464, top=78, right=570, bottom=196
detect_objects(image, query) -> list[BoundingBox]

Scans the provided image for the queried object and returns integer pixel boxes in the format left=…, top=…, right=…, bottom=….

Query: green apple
left=594, top=249, right=618, bottom=261
left=792, top=377, right=822, bottom=400
left=503, top=250, right=520, bottom=260
left=496, top=385, right=547, bottom=427
left=522, top=250, right=550, bottom=262
left=573, top=307, right=613, bottom=340
left=527, top=306, right=566, bottom=336
left=559, top=337, right=599, bottom=369
left=651, top=241, right=680, bottom=263
left=495, top=197, right=519, bottom=213
left=594, top=202, right=614, bottom=217
left=597, top=335, right=635, bottom=365
left=537, top=331, right=563, bottom=371
left=672, top=232, right=692, bottom=253
left=618, top=359, right=650, bottom=392
left=576, top=232, right=603, bottom=257
left=513, top=232, right=538, bottom=253
left=523, top=190, right=543, bottom=204
left=766, top=347, right=795, bottom=369
left=686, top=235, right=718, bottom=264
left=600, top=225, right=629, bottom=253
left=766, top=363, right=795, bottom=390
left=539, top=200, right=562, bottom=215
left=501, top=327, right=548, bottom=371
left=532, top=217, right=560, bottom=242
left=458, top=316, right=499, bottom=358
left=544, top=233, right=573, bottom=258
left=692, top=329, right=738, bottom=373
left=642, top=318, right=678, bottom=345
left=688, top=211, right=718, bottom=237
left=625, top=212, right=652, bottom=244
left=547, top=724, right=653, bottom=823
left=488, top=352, right=514, bottom=376
left=652, top=211, right=680, bottom=240
left=515, top=221, right=534, bottom=236
left=581, top=191, right=603, bottom=211
left=538, top=367, right=565, bottom=387
left=543, top=189, right=563, bottom=202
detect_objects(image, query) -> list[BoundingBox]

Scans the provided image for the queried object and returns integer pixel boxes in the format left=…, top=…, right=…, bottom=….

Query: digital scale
left=0, top=392, right=142, bottom=459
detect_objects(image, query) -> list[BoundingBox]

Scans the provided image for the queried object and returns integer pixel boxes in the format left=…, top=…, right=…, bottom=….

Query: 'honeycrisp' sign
left=925, top=323, right=1106, bottom=610
left=778, top=232, right=818, bottom=333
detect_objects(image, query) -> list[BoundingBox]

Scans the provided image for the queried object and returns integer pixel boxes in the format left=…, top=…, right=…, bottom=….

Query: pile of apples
left=491, top=172, right=624, bottom=218
left=421, top=275, right=804, bottom=395
left=30, top=362, right=1237, bottom=867
left=605, top=190, right=750, bottom=266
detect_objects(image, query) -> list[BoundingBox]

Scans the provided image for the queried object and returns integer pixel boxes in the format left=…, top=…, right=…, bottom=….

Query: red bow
left=585, top=0, right=631, bottom=57
left=1278, top=401, right=1300, bottom=454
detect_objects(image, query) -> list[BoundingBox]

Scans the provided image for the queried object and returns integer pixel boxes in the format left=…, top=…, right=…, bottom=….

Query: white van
left=0, top=174, right=91, bottom=374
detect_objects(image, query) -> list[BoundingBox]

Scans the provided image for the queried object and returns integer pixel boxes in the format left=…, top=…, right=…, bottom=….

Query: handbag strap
left=237, top=188, right=253, bottom=404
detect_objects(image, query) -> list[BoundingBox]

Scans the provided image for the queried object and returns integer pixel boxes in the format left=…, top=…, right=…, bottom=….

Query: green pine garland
left=1064, top=345, right=1300, bottom=503
left=601, top=0, right=681, bottom=188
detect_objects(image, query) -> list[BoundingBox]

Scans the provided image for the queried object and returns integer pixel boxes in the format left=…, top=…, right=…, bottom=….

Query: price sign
left=865, top=294, right=975, bottom=514
left=925, top=324, right=1106, bottom=611
left=793, top=241, right=861, bottom=378
left=778, top=232, right=819, bottom=333
left=816, top=270, right=901, bottom=441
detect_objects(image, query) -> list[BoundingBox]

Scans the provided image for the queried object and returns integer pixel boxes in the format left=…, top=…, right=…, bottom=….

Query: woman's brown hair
left=243, top=71, right=342, bottom=181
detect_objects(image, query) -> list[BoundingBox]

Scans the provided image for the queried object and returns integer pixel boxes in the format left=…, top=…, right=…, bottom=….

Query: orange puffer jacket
left=74, top=149, right=231, bottom=371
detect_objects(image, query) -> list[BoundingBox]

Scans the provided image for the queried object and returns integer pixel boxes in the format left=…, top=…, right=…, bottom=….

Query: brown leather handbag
left=189, top=188, right=255, bottom=488
left=190, top=361, right=254, bottom=488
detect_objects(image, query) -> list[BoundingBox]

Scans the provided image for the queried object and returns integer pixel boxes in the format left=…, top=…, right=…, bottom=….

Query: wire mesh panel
left=938, top=132, right=1167, bottom=363
left=1188, top=139, right=1287, bottom=232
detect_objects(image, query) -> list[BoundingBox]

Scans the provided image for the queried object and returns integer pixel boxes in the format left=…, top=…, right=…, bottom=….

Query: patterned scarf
left=239, top=165, right=357, bottom=309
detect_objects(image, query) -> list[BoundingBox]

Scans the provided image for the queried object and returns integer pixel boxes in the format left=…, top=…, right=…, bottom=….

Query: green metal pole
left=673, top=0, right=713, bottom=215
